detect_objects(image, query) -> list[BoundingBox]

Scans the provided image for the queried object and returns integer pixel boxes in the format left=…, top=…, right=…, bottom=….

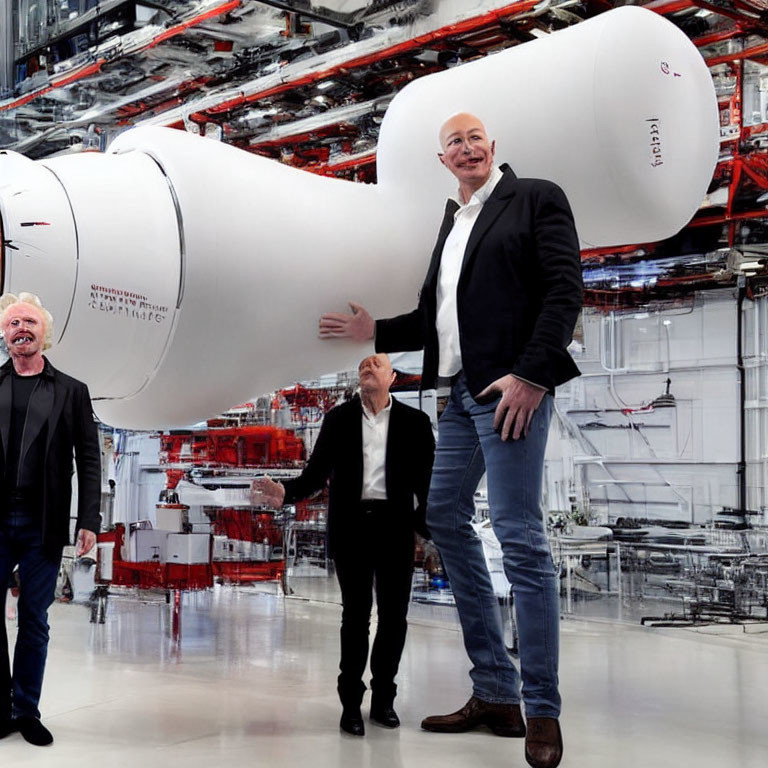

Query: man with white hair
left=319, top=113, right=583, bottom=768
left=0, top=293, right=101, bottom=747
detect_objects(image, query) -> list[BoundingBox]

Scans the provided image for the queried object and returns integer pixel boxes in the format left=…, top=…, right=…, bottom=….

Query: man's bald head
left=438, top=112, right=489, bottom=151
left=437, top=112, right=496, bottom=202
left=358, top=353, right=395, bottom=394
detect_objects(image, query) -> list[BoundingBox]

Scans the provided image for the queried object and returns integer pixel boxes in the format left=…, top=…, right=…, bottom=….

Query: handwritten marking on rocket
left=647, top=118, right=663, bottom=168
left=660, top=61, right=681, bottom=78
left=88, top=283, right=167, bottom=323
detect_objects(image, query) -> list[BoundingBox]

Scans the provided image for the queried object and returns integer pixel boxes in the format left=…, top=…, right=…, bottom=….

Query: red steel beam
left=742, top=120, right=768, bottom=138
left=646, top=0, right=767, bottom=30
left=694, top=27, right=746, bottom=48
left=707, top=39, right=768, bottom=66
left=249, top=124, right=359, bottom=151
left=731, top=0, right=768, bottom=17
left=318, top=152, right=377, bottom=173
left=644, top=0, right=696, bottom=13
left=688, top=208, right=768, bottom=227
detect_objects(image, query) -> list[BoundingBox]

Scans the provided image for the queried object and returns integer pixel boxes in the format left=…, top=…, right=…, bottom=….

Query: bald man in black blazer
left=253, top=353, right=434, bottom=737
left=318, top=113, right=582, bottom=768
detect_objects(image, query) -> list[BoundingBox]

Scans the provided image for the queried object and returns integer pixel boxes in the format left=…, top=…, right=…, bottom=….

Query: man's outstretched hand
left=251, top=476, right=286, bottom=508
left=477, top=375, right=546, bottom=441
left=318, top=302, right=374, bottom=342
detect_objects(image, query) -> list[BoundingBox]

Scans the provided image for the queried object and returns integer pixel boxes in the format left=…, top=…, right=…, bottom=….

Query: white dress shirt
left=361, top=395, right=392, bottom=500
left=436, top=165, right=504, bottom=377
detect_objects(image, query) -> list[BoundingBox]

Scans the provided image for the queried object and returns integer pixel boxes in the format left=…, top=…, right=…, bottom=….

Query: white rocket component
left=0, top=7, right=718, bottom=429
left=376, top=5, right=719, bottom=247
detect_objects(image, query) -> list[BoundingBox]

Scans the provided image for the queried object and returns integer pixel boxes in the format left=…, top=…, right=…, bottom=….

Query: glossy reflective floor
left=2, top=582, right=767, bottom=767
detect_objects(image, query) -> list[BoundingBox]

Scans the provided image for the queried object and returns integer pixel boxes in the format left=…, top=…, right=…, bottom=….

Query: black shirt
left=6, top=370, right=45, bottom=497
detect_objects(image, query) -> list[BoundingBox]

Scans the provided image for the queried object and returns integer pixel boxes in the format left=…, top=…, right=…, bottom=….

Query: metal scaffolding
left=0, top=0, right=12, bottom=97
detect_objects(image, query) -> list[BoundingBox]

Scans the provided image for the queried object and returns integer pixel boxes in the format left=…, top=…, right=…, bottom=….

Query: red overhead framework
left=196, top=0, right=542, bottom=122
left=115, top=75, right=216, bottom=122
left=187, top=0, right=558, bottom=173
left=0, top=0, right=242, bottom=113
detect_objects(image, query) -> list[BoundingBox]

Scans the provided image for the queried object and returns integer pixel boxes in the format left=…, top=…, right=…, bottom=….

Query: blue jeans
left=0, top=504, right=61, bottom=720
left=426, top=374, right=560, bottom=718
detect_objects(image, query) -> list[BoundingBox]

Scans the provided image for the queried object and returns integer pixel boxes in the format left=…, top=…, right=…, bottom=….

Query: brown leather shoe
left=421, top=696, right=526, bottom=737
left=525, top=717, right=563, bottom=768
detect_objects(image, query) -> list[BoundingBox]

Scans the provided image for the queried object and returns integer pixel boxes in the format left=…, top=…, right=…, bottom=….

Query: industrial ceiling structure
left=3, top=0, right=768, bottom=304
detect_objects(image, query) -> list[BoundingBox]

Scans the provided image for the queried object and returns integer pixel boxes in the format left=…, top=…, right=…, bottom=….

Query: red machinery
left=96, top=421, right=307, bottom=602
left=153, top=423, right=305, bottom=588
left=98, top=524, right=213, bottom=591
left=159, top=424, right=305, bottom=467
left=95, top=386, right=350, bottom=630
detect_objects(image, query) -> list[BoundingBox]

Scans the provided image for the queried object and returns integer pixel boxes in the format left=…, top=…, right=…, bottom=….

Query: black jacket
left=0, top=357, right=101, bottom=555
left=282, top=396, right=434, bottom=558
left=375, top=166, right=584, bottom=398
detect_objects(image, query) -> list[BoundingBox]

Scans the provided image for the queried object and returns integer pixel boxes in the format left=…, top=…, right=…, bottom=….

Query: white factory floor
left=2, top=580, right=767, bottom=768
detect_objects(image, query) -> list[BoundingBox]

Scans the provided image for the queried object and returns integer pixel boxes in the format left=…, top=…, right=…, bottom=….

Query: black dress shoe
left=525, top=717, right=562, bottom=768
left=0, top=717, right=15, bottom=739
left=14, top=716, right=54, bottom=746
left=370, top=706, right=400, bottom=728
left=340, top=710, right=365, bottom=736
left=421, top=696, right=526, bottom=737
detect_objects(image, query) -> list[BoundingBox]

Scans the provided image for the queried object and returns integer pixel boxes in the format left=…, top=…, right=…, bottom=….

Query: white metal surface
left=166, top=532, right=211, bottom=563
left=155, top=506, right=188, bottom=532
left=42, top=151, right=182, bottom=399
left=130, top=529, right=168, bottom=562
left=0, top=151, right=78, bottom=342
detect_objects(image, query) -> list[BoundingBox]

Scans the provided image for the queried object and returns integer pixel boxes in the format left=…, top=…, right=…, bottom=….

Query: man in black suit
left=253, top=353, right=434, bottom=737
left=319, top=113, right=582, bottom=768
left=0, top=292, right=101, bottom=747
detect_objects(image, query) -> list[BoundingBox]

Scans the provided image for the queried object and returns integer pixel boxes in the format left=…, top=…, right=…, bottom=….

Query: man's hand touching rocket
left=318, top=302, right=374, bottom=342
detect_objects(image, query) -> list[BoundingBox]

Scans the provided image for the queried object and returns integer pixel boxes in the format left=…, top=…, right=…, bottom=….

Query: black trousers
left=0, top=498, right=61, bottom=720
left=333, top=501, right=414, bottom=710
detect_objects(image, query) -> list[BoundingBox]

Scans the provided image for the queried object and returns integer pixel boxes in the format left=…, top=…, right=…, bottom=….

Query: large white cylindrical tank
left=1, top=131, right=422, bottom=428
left=75, top=128, right=419, bottom=428
left=376, top=5, right=719, bottom=247
left=0, top=7, right=719, bottom=429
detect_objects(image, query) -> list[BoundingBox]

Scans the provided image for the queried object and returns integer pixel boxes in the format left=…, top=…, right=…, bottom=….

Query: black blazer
left=0, top=357, right=101, bottom=556
left=282, top=395, right=434, bottom=558
left=375, top=166, right=584, bottom=398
